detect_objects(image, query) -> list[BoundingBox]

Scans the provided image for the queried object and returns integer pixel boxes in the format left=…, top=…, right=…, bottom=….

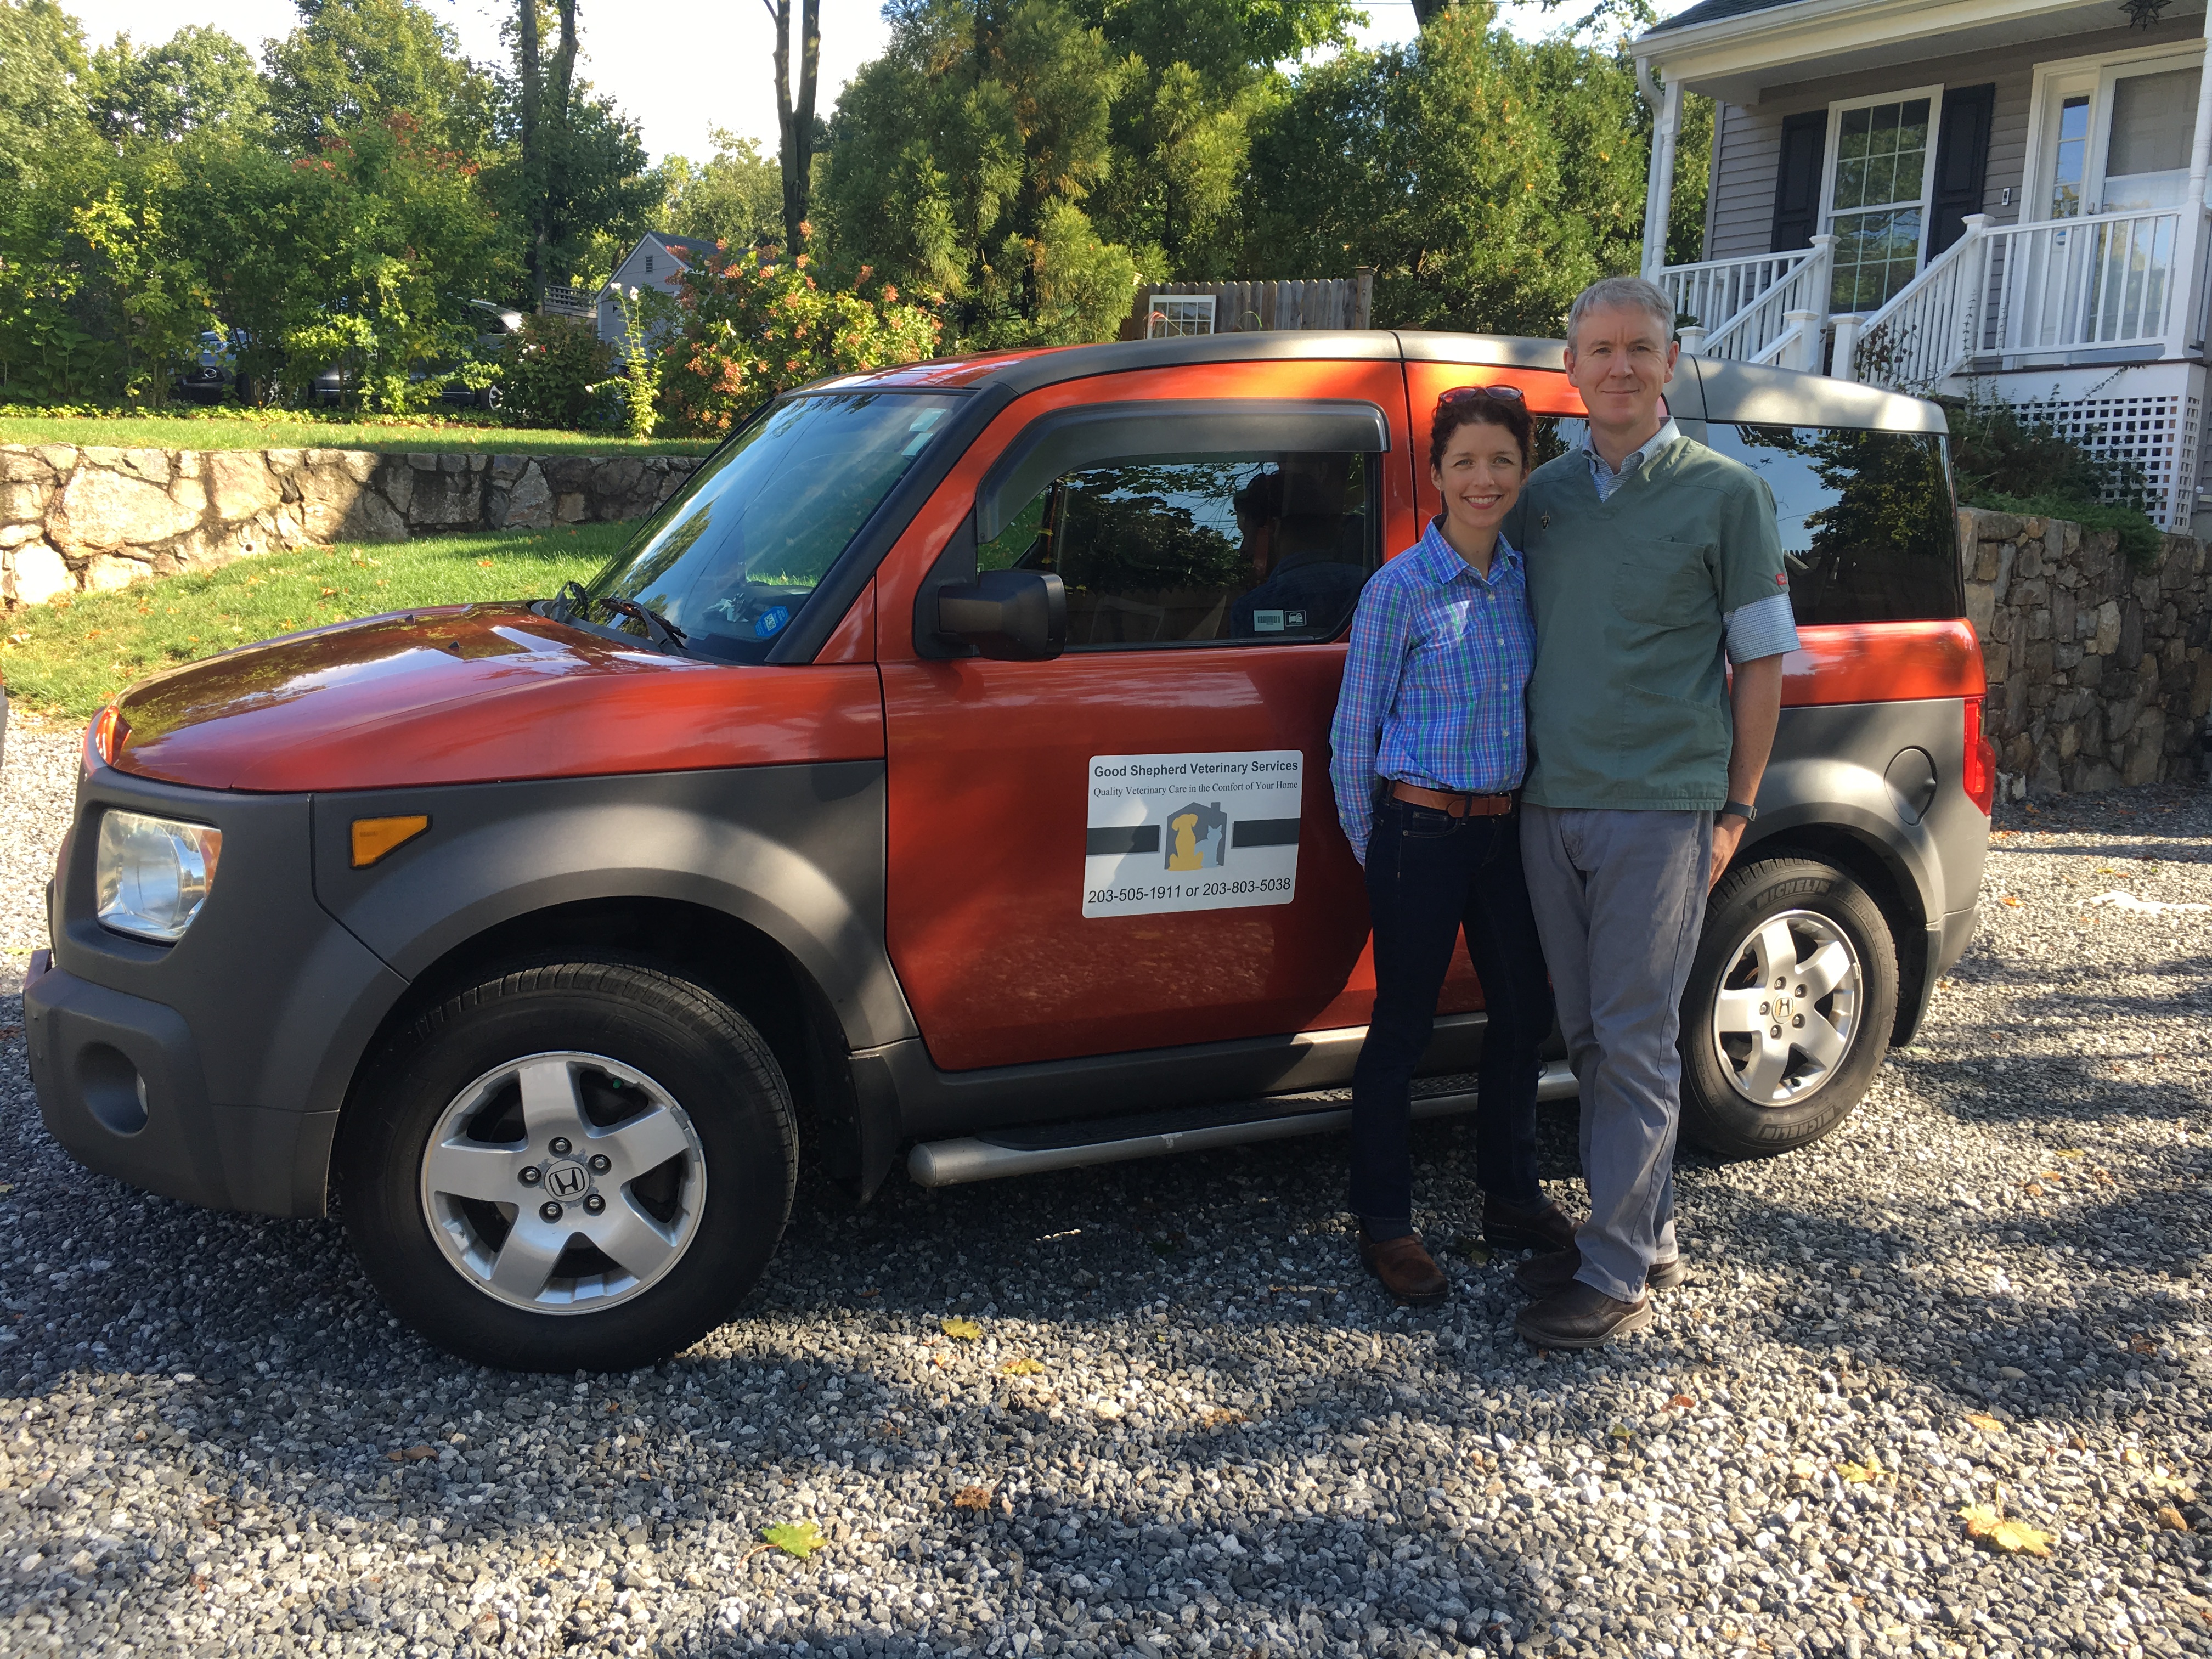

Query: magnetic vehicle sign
left=1083, top=751, right=1302, bottom=918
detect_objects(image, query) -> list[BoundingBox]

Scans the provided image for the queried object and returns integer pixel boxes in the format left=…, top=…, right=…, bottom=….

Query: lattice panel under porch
left=2006, top=389, right=2200, bottom=530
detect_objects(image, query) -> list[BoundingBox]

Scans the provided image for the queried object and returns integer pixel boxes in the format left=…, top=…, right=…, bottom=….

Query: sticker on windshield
left=1084, top=751, right=1303, bottom=918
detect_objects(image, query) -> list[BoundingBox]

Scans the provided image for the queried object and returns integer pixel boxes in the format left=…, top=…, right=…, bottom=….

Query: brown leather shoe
left=1356, top=1228, right=1448, bottom=1306
left=1515, top=1279, right=1654, bottom=1348
left=1515, top=1247, right=1686, bottom=1299
left=1481, top=1194, right=1578, bottom=1254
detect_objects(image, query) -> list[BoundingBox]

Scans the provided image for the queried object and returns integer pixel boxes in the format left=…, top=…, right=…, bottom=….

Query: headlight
left=95, top=811, right=223, bottom=943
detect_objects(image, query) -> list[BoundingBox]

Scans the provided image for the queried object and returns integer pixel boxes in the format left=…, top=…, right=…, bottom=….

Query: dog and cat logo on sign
left=1081, top=751, right=1303, bottom=919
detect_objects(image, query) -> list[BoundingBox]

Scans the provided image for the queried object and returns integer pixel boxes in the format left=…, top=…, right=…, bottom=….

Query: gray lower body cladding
left=29, top=758, right=903, bottom=1219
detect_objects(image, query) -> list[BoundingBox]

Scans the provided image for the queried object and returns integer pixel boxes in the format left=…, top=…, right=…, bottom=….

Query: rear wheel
left=337, top=959, right=796, bottom=1371
left=1679, top=857, right=1898, bottom=1159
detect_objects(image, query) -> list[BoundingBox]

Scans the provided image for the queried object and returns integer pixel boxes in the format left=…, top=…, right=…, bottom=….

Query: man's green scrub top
left=1506, top=436, right=1790, bottom=813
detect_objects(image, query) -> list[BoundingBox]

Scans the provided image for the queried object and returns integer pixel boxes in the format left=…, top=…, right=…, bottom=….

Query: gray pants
left=1520, top=805, right=1711, bottom=1302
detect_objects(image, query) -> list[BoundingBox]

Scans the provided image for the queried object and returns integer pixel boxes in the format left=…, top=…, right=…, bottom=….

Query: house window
left=2050, top=95, right=2091, bottom=217
left=645, top=254, right=656, bottom=275
left=1825, top=90, right=1939, bottom=313
left=2028, top=49, right=2205, bottom=223
left=1148, top=295, right=1216, bottom=338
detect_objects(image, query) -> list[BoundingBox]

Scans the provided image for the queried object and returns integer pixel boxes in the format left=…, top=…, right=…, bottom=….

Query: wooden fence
left=1118, top=273, right=1374, bottom=339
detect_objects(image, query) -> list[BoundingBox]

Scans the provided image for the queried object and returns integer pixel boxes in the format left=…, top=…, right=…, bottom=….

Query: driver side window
left=979, top=452, right=1375, bottom=650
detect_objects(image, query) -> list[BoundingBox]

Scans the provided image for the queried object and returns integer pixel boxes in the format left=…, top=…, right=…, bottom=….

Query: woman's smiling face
left=1431, top=418, right=1526, bottom=543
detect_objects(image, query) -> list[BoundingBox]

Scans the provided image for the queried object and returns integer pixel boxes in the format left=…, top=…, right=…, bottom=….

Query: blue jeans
left=1350, top=794, right=1554, bottom=1233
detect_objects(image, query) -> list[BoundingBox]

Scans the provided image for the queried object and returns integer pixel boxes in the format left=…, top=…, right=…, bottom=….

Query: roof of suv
left=814, top=329, right=1944, bottom=433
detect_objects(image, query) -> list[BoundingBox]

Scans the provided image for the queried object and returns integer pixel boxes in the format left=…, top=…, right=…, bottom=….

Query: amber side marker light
left=351, top=815, right=430, bottom=868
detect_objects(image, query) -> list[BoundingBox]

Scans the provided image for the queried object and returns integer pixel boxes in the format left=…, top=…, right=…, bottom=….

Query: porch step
left=905, top=1060, right=1579, bottom=1187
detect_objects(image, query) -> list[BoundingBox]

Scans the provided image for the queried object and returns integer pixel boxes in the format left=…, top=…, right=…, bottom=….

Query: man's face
left=1563, top=304, right=1677, bottom=431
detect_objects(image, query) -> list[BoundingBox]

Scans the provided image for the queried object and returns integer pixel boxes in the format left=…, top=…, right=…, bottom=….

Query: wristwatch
left=1718, top=800, right=1758, bottom=823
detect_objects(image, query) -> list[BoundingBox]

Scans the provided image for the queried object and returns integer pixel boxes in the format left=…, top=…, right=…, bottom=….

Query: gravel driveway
left=2, top=708, right=2208, bottom=1659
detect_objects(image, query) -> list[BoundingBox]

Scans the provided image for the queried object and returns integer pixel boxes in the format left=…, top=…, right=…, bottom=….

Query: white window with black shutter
left=1819, top=86, right=1943, bottom=313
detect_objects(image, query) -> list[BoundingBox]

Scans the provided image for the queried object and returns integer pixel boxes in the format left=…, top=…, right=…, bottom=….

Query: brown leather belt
left=1389, top=781, right=1515, bottom=817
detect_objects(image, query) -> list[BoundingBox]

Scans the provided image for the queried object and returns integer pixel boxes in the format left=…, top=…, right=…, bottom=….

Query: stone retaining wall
left=0, top=444, right=702, bottom=608
left=1962, top=505, right=2212, bottom=794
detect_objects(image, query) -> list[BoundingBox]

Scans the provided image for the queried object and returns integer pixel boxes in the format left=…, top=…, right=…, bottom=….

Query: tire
left=336, top=959, right=797, bottom=1372
left=1679, top=856, right=1899, bottom=1160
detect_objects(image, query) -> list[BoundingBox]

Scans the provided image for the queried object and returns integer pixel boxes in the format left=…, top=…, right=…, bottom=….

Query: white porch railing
left=1657, top=239, right=1831, bottom=364
left=1662, top=205, right=2212, bottom=394
left=1984, top=206, right=2191, bottom=357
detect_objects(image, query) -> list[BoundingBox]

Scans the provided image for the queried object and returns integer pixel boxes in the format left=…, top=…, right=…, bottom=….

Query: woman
left=1327, top=386, right=1570, bottom=1306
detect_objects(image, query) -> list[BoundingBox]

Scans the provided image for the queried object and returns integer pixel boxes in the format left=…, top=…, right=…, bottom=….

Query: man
left=1505, top=275, right=1797, bottom=1349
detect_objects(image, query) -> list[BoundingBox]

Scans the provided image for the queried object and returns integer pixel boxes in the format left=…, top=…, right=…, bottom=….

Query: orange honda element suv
left=25, top=332, right=1993, bottom=1370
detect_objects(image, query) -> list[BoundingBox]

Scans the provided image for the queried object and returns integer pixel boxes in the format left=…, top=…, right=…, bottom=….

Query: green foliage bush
left=498, top=314, right=614, bottom=430
left=1942, top=388, right=2165, bottom=571
left=656, top=244, right=942, bottom=436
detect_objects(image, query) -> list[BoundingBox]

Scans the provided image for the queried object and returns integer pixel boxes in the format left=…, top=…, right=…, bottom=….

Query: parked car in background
left=171, top=330, right=342, bottom=408
left=25, top=330, right=1993, bottom=1373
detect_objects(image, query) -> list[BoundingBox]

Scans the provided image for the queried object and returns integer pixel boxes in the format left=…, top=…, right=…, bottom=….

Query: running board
left=905, top=1060, right=1579, bottom=1187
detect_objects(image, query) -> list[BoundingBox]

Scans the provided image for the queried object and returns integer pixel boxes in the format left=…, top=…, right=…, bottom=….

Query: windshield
left=585, top=391, right=962, bottom=661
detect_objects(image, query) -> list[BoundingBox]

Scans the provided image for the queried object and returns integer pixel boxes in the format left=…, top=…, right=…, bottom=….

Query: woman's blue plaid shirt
left=1328, top=520, right=1534, bottom=864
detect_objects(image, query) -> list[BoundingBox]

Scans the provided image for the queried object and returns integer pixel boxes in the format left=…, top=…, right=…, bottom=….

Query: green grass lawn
left=0, top=414, right=715, bottom=457
left=1, top=522, right=634, bottom=719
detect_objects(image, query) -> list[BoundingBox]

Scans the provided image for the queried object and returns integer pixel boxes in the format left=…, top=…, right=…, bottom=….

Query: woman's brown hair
left=1430, top=387, right=1533, bottom=474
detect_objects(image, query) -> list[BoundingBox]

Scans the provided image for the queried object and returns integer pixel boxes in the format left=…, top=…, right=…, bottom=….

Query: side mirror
left=936, top=569, right=1066, bottom=661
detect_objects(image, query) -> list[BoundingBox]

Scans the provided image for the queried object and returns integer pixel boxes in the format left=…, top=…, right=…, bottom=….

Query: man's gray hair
left=1566, top=276, right=1675, bottom=350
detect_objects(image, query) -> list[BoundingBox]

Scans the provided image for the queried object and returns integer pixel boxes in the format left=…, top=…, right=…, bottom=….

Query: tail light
left=1962, top=695, right=1996, bottom=816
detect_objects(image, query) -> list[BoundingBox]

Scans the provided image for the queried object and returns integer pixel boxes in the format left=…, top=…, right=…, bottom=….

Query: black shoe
left=1515, top=1247, right=1686, bottom=1299
left=1514, top=1279, right=1655, bottom=1349
left=1481, top=1195, right=1578, bottom=1254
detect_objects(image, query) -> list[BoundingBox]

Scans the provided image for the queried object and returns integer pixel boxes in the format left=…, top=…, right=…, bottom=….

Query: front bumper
left=26, top=764, right=408, bottom=1218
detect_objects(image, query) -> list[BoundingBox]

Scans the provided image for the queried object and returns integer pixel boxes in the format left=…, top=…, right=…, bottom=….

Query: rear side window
left=979, top=453, right=1376, bottom=648
left=1700, top=424, right=1961, bottom=624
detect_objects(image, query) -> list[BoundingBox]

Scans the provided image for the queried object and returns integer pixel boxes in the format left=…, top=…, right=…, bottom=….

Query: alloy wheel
left=417, top=1051, right=707, bottom=1314
left=1708, top=910, right=1864, bottom=1108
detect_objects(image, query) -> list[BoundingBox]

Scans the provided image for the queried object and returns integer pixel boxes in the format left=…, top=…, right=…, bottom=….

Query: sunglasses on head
left=1438, top=385, right=1526, bottom=405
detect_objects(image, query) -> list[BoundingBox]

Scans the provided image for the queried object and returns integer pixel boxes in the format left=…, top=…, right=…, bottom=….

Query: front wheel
left=337, top=960, right=797, bottom=1371
left=1679, top=857, right=1899, bottom=1159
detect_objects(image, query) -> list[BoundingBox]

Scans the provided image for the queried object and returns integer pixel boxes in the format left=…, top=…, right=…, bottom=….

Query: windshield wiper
left=548, top=581, right=689, bottom=653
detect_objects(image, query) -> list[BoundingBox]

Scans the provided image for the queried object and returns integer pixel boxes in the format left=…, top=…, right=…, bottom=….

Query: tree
left=819, top=0, right=1133, bottom=345
left=515, top=0, right=540, bottom=297
left=84, top=26, right=267, bottom=144
left=765, top=0, right=821, bottom=253
left=264, top=0, right=492, bottom=156
left=663, top=128, right=783, bottom=251
left=0, top=0, right=91, bottom=187
left=819, top=0, right=1363, bottom=344
left=1245, top=6, right=1662, bottom=336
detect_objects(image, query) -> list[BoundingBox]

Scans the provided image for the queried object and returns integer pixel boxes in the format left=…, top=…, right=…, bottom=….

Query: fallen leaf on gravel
left=402, top=1444, right=436, bottom=1460
left=2092, top=1169, right=2115, bottom=1186
left=2055, top=1148, right=2085, bottom=1160
left=1961, top=1506, right=2052, bottom=1556
left=1668, top=1395, right=1696, bottom=1410
left=2130, top=1336, right=2160, bottom=1356
left=1790, top=1456, right=1820, bottom=1481
left=1965, top=1414, right=2006, bottom=1435
left=2000, top=894, right=2022, bottom=907
left=952, top=1485, right=995, bottom=1511
left=759, top=1521, right=825, bottom=1559
left=1838, top=1459, right=1880, bottom=1484
left=1448, top=1235, right=1491, bottom=1265
left=2155, top=1506, right=2192, bottom=1532
left=2024, top=1183, right=2046, bottom=1197
left=1608, top=1425, right=1634, bottom=1441
left=940, top=1318, right=983, bottom=1340
left=1000, top=1358, right=1045, bottom=1376
left=1201, top=1408, right=1247, bottom=1430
